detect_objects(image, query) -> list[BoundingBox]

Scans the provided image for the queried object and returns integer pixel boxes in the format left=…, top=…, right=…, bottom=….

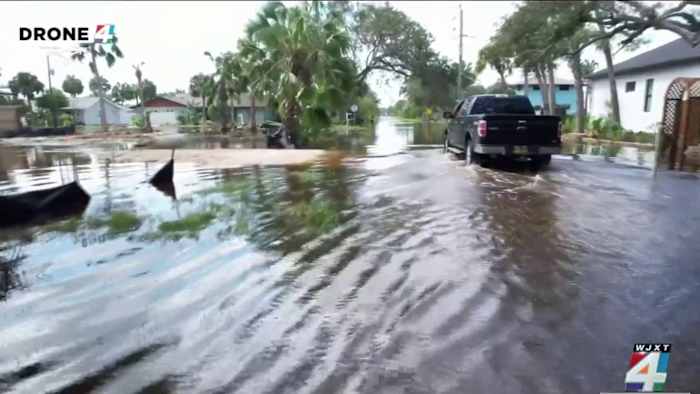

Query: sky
left=0, top=1, right=682, bottom=107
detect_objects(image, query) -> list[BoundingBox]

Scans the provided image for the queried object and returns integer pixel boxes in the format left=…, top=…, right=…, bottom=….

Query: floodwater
left=1, top=117, right=699, bottom=393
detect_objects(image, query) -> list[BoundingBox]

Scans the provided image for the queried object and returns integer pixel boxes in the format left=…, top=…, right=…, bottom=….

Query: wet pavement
left=0, top=117, right=699, bottom=393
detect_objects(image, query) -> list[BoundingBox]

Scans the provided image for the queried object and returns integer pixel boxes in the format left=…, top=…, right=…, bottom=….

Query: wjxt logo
left=19, top=25, right=115, bottom=43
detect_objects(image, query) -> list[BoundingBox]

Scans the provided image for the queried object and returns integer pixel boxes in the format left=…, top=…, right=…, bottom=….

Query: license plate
left=513, top=145, right=528, bottom=155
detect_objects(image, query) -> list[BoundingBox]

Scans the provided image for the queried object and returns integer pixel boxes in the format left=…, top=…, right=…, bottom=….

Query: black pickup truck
left=443, top=95, right=561, bottom=167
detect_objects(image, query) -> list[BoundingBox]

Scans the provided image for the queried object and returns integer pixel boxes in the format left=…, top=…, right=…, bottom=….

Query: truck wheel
left=530, top=154, right=551, bottom=170
left=465, top=138, right=479, bottom=165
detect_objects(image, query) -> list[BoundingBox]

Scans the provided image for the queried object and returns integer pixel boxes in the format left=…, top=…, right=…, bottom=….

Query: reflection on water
left=1, top=118, right=700, bottom=393
left=562, top=140, right=656, bottom=168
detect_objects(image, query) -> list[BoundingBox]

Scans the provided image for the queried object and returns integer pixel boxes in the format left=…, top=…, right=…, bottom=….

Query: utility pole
left=46, top=55, right=58, bottom=127
left=46, top=55, right=53, bottom=91
left=457, top=4, right=463, bottom=98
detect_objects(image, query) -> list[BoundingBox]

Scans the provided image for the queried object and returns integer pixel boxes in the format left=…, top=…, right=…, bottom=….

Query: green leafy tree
left=189, top=73, right=214, bottom=131
left=36, top=88, right=69, bottom=127
left=132, top=63, right=152, bottom=132
left=71, top=34, right=123, bottom=131
left=8, top=72, right=44, bottom=112
left=239, top=1, right=356, bottom=145
left=476, top=40, right=513, bottom=87
left=110, top=82, right=137, bottom=104
left=89, top=76, right=111, bottom=96
left=62, top=75, right=84, bottom=97
left=204, top=51, right=247, bottom=133
left=351, top=3, right=436, bottom=82
left=142, top=79, right=157, bottom=102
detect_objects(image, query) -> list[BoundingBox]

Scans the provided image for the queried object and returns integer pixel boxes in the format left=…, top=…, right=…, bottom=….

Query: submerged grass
left=158, top=211, right=216, bottom=233
left=287, top=199, right=339, bottom=234
left=43, top=217, right=82, bottom=233
left=87, top=211, right=142, bottom=234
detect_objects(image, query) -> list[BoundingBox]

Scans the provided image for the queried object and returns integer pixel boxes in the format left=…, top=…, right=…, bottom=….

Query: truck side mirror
left=443, top=111, right=454, bottom=119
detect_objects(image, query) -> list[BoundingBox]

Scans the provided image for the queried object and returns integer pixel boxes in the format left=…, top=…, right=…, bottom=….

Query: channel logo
left=625, top=343, right=671, bottom=392
left=93, top=24, right=115, bottom=43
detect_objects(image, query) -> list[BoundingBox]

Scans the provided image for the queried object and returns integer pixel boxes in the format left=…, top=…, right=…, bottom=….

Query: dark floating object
left=149, top=149, right=176, bottom=199
left=260, top=121, right=293, bottom=149
left=149, top=149, right=174, bottom=185
left=0, top=182, right=90, bottom=228
left=152, top=180, right=177, bottom=200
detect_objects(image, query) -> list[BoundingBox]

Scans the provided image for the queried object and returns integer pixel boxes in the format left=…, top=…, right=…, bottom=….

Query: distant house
left=141, top=95, right=196, bottom=126
left=231, top=93, right=275, bottom=126
left=64, top=97, right=135, bottom=125
left=508, top=77, right=586, bottom=115
left=588, top=38, right=700, bottom=132
left=142, top=93, right=275, bottom=127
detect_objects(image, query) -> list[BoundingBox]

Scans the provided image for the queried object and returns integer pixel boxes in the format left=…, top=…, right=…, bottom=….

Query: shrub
left=177, top=109, right=202, bottom=125
left=131, top=114, right=145, bottom=128
left=59, top=113, right=74, bottom=127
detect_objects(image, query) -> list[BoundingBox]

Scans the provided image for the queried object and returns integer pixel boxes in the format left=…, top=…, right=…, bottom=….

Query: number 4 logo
left=625, top=351, right=669, bottom=392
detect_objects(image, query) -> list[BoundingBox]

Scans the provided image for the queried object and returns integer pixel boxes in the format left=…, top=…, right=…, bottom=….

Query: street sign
left=350, top=104, right=358, bottom=113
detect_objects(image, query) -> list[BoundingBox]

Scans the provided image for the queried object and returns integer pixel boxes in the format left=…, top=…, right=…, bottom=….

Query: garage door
left=149, top=111, right=179, bottom=127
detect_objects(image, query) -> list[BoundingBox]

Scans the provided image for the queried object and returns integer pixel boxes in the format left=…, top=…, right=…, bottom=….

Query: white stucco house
left=588, top=38, right=700, bottom=133
left=64, top=97, right=136, bottom=125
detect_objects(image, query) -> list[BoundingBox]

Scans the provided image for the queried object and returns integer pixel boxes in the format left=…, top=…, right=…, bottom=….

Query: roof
left=589, top=38, right=700, bottom=79
left=65, top=96, right=132, bottom=111
left=65, top=96, right=99, bottom=110
left=144, top=93, right=268, bottom=108
left=140, top=95, right=205, bottom=108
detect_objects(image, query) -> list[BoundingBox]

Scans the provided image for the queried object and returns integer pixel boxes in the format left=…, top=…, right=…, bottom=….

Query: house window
left=625, top=81, right=636, bottom=92
left=559, top=85, right=570, bottom=91
left=643, top=79, right=654, bottom=112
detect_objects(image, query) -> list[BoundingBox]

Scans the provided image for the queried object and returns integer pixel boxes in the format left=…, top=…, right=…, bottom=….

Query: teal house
left=508, top=77, right=585, bottom=115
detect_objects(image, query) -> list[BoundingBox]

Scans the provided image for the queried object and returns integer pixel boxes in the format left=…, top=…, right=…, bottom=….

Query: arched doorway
left=661, top=78, right=700, bottom=171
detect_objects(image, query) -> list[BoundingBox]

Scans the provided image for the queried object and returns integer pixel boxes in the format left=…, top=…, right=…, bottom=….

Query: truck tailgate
left=480, top=115, right=560, bottom=146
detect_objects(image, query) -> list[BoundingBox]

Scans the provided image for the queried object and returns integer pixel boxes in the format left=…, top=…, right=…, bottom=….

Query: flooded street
left=1, top=117, right=699, bottom=393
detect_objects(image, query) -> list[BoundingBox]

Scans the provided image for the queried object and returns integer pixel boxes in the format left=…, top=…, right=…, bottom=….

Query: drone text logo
left=19, top=24, right=115, bottom=43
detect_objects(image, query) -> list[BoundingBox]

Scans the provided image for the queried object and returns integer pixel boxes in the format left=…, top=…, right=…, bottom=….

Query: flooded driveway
left=1, top=118, right=699, bottom=393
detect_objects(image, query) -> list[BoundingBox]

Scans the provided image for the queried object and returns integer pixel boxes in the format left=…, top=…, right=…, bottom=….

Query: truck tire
left=530, top=154, right=551, bottom=170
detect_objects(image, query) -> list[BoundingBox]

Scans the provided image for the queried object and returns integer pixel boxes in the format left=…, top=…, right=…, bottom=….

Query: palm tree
left=206, top=51, right=248, bottom=133
left=189, top=73, right=213, bottom=132
left=71, top=35, right=123, bottom=132
left=8, top=72, right=44, bottom=112
left=132, top=63, right=152, bottom=132
left=239, top=1, right=355, bottom=146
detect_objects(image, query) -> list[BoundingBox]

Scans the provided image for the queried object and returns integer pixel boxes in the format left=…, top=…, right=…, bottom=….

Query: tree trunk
left=136, top=73, right=151, bottom=132
left=90, top=48, right=108, bottom=132
left=569, top=53, right=586, bottom=133
left=522, top=68, right=530, bottom=96
left=250, top=94, right=257, bottom=132
left=546, top=63, right=556, bottom=116
left=534, top=66, right=548, bottom=114
left=200, top=95, right=207, bottom=133
left=597, top=21, right=621, bottom=126
left=498, top=71, right=508, bottom=88
left=283, top=101, right=301, bottom=148
left=601, top=40, right=621, bottom=125
left=219, top=84, right=231, bottom=133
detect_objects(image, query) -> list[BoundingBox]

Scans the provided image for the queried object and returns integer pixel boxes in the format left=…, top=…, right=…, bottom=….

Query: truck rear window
left=470, top=97, right=534, bottom=115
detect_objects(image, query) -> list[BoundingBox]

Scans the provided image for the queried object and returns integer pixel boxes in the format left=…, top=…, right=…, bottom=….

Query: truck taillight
left=478, top=120, right=488, bottom=137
